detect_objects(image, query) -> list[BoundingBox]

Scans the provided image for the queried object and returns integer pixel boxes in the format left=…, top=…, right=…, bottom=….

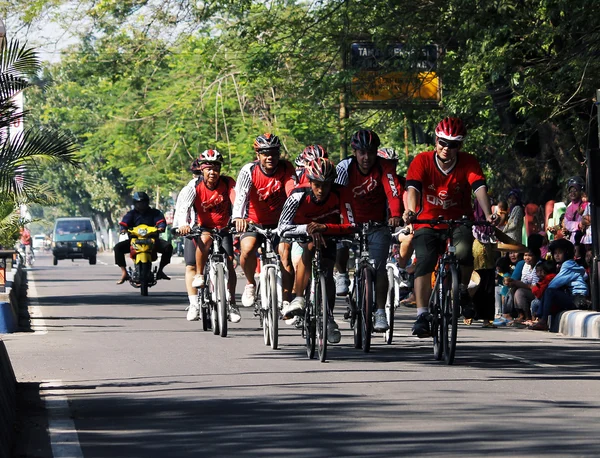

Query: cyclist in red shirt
left=335, top=129, right=404, bottom=332
left=278, top=158, right=355, bottom=343
left=404, top=117, right=497, bottom=337
left=232, top=133, right=297, bottom=308
left=176, top=150, right=240, bottom=323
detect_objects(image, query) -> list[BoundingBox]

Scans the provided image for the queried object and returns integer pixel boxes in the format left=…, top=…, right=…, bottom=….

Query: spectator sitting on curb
left=527, top=260, right=557, bottom=324
left=529, top=238, right=588, bottom=332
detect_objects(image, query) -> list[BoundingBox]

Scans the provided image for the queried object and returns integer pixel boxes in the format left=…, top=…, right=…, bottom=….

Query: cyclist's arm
left=334, top=159, right=350, bottom=187
left=283, top=164, right=298, bottom=196
left=173, top=180, right=197, bottom=229
left=232, top=164, right=252, bottom=220
left=228, top=177, right=236, bottom=206
left=278, top=190, right=306, bottom=236
left=381, top=160, right=403, bottom=218
left=474, top=185, right=493, bottom=220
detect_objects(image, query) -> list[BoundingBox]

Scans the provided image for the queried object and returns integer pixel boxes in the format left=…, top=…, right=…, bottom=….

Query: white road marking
left=27, top=272, right=47, bottom=335
left=492, top=353, right=556, bottom=368
left=41, top=381, right=84, bottom=458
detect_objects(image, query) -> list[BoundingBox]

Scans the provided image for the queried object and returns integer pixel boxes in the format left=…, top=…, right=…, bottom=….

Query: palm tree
left=0, top=39, right=78, bottom=246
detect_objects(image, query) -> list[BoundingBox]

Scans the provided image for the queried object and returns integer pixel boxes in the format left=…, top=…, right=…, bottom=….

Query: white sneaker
left=335, top=273, right=349, bottom=296
left=327, top=317, right=341, bottom=343
left=282, top=297, right=305, bottom=319
left=229, top=305, right=241, bottom=323
left=186, top=304, right=200, bottom=321
left=373, top=311, right=389, bottom=332
left=285, top=316, right=299, bottom=326
left=241, top=284, right=256, bottom=307
left=192, top=274, right=205, bottom=288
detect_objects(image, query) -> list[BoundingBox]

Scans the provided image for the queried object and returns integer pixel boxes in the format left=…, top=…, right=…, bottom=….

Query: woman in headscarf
left=502, top=188, right=524, bottom=244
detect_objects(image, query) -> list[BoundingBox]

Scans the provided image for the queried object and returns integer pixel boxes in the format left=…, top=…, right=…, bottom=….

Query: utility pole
left=591, top=90, right=600, bottom=311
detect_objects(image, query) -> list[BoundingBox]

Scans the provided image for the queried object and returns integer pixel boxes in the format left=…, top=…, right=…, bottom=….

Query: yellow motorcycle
left=127, top=224, right=159, bottom=296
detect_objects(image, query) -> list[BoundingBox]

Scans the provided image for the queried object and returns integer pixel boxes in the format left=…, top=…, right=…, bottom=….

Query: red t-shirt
left=232, top=160, right=297, bottom=226
left=193, top=176, right=236, bottom=229
left=335, top=157, right=403, bottom=224
left=278, top=184, right=354, bottom=236
left=406, top=151, right=486, bottom=230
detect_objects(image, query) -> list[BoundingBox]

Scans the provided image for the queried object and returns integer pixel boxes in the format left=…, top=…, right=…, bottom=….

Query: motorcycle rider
left=114, top=191, right=173, bottom=284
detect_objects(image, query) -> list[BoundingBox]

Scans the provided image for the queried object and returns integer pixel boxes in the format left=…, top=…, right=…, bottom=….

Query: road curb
left=558, top=310, right=600, bottom=338
left=0, top=338, right=16, bottom=458
left=0, top=264, right=27, bottom=334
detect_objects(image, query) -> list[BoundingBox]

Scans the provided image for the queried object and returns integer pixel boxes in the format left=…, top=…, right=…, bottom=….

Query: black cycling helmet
left=133, top=191, right=150, bottom=203
left=350, top=129, right=380, bottom=152
left=548, top=238, right=575, bottom=260
left=190, top=159, right=203, bottom=173
left=566, top=176, right=585, bottom=191
left=253, top=133, right=281, bottom=151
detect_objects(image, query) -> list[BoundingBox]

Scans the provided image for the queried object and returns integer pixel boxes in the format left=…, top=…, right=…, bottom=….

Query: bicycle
left=285, top=235, right=331, bottom=362
left=413, top=216, right=491, bottom=365
left=248, top=224, right=282, bottom=350
left=179, top=226, right=233, bottom=338
left=383, top=227, right=411, bottom=345
left=345, top=221, right=389, bottom=353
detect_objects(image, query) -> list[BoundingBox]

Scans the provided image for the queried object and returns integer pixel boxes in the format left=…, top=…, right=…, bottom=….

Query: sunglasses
left=258, top=149, right=281, bottom=157
left=437, top=139, right=461, bottom=149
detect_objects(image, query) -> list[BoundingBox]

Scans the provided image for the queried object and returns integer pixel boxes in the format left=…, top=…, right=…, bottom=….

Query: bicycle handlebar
left=413, top=217, right=493, bottom=227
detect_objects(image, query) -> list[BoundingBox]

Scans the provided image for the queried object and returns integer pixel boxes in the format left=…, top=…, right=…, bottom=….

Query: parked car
left=52, top=217, right=97, bottom=265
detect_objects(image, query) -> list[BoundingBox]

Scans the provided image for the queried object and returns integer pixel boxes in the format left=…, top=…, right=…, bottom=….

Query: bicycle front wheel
left=317, top=274, right=328, bottom=362
left=216, top=265, right=228, bottom=338
left=360, top=267, right=374, bottom=353
left=350, top=277, right=362, bottom=349
left=268, top=268, right=278, bottom=350
left=305, top=305, right=316, bottom=359
left=430, top=277, right=443, bottom=361
left=443, top=264, right=460, bottom=365
left=384, top=266, right=395, bottom=345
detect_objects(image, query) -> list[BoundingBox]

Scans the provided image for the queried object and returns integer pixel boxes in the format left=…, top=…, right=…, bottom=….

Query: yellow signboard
left=352, top=71, right=441, bottom=102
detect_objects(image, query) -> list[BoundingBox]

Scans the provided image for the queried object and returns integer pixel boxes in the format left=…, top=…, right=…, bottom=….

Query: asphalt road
left=5, top=252, right=600, bottom=457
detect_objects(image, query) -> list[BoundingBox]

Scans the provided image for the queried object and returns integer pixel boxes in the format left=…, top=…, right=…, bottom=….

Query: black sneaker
left=156, top=271, right=171, bottom=280
left=412, top=313, right=431, bottom=338
left=460, top=290, right=475, bottom=319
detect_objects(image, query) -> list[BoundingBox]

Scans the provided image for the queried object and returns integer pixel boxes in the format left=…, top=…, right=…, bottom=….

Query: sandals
left=528, top=321, right=548, bottom=331
left=463, top=318, right=473, bottom=326
left=116, top=274, right=130, bottom=285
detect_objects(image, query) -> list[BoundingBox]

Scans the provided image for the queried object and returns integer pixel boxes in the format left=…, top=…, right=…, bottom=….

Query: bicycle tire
left=201, top=302, right=210, bottom=331
left=268, top=268, right=278, bottom=350
left=430, top=273, right=443, bottom=360
left=384, top=267, right=395, bottom=344
left=361, top=267, right=373, bottom=353
left=351, top=278, right=362, bottom=349
left=216, top=265, right=228, bottom=338
left=443, top=264, right=460, bottom=365
left=317, top=274, right=328, bottom=362
left=305, top=304, right=316, bottom=359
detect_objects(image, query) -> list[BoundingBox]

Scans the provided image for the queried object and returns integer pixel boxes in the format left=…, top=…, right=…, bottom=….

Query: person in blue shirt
left=529, top=238, right=588, bottom=331
left=114, top=191, right=173, bottom=284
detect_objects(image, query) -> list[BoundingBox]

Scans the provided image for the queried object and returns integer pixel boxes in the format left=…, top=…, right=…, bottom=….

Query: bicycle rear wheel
left=384, top=267, right=395, bottom=344
left=216, top=265, right=228, bottom=338
left=268, top=268, right=278, bottom=350
left=317, top=274, right=328, bottom=362
left=361, top=267, right=373, bottom=353
left=443, top=264, right=460, bottom=365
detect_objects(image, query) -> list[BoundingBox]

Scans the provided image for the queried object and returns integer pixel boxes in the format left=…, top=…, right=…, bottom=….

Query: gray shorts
left=365, top=226, right=392, bottom=273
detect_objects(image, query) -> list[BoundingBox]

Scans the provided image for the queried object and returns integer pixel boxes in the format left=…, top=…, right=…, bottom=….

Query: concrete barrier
left=0, top=339, right=16, bottom=458
left=0, top=262, right=26, bottom=334
left=558, top=310, right=600, bottom=338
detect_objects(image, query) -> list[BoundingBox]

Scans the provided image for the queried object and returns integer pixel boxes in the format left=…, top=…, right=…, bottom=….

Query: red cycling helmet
left=305, top=157, right=337, bottom=182
left=377, top=147, right=398, bottom=161
left=253, top=133, right=281, bottom=151
left=301, top=145, right=328, bottom=166
left=435, top=117, right=467, bottom=141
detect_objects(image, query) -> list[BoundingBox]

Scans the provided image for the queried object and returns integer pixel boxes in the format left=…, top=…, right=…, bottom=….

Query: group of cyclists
left=116, top=116, right=498, bottom=345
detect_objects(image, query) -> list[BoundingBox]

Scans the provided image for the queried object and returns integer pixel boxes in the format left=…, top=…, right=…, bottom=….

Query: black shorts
left=184, top=231, right=234, bottom=266
left=412, top=225, right=474, bottom=278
